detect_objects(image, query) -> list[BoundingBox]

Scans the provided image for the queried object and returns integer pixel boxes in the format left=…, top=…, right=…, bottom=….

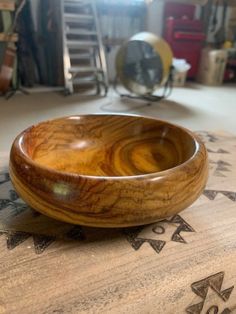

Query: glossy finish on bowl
left=9, top=114, right=208, bottom=227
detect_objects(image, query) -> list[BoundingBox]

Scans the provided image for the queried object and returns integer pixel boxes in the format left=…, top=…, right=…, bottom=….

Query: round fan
left=116, top=32, right=173, bottom=96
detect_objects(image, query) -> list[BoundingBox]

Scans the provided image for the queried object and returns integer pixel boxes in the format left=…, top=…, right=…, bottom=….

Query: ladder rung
left=66, top=29, right=97, bottom=36
left=69, top=67, right=101, bottom=73
left=64, top=0, right=92, bottom=3
left=70, top=53, right=92, bottom=60
left=64, top=13, right=93, bottom=21
left=72, top=77, right=97, bottom=85
left=67, top=40, right=98, bottom=47
left=64, top=1, right=92, bottom=8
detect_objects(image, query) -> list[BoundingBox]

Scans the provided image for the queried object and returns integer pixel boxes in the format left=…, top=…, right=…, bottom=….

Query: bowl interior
left=20, top=115, right=197, bottom=177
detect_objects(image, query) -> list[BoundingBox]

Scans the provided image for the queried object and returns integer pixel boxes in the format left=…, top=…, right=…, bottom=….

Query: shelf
left=0, top=33, right=18, bottom=42
left=0, top=1, right=15, bottom=11
left=213, top=0, right=236, bottom=6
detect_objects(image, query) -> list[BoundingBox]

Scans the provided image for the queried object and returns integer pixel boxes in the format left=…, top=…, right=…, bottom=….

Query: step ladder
left=61, top=0, right=108, bottom=95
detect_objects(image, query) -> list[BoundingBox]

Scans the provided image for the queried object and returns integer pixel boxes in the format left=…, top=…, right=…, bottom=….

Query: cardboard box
left=197, top=48, right=227, bottom=85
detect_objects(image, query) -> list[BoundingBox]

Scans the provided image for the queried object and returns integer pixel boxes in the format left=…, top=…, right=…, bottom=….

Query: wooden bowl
left=9, top=114, right=208, bottom=227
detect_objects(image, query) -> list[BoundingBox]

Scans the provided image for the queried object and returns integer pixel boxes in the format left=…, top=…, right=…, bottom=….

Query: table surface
left=0, top=131, right=236, bottom=314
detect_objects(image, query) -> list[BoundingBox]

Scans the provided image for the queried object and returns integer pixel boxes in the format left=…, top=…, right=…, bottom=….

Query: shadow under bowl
left=9, top=114, right=208, bottom=227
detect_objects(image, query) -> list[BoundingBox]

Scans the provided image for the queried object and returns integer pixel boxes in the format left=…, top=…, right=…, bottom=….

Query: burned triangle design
left=214, top=171, right=226, bottom=177
left=124, top=226, right=144, bottom=250
left=0, top=173, right=10, bottom=185
left=0, top=199, right=11, bottom=210
left=207, top=148, right=214, bottom=153
left=217, top=160, right=231, bottom=170
left=169, top=215, right=183, bottom=224
left=127, top=235, right=166, bottom=253
left=172, top=232, right=186, bottom=243
left=33, top=234, right=55, bottom=254
left=190, top=272, right=234, bottom=302
left=9, top=190, right=19, bottom=201
left=6, top=231, right=30, bottom=250
left=217, top=149, right=230, bottom=154
left=128, top=237, right=146, bottom=250
left=170, top=216, right=195, bottom=244
left=2, top=230, right=55, bottom=254
left=186, top=301, right=204, bottom=314
left=209, top=158, right=216, bottom=164
left=221, top=286, right=234, bottom=301
left=209, top=272, right=224, bottom=293
left=197, top=132, right=218, bottom=143
left=217, top=160, right=231, bottom=166
left=204, top=190, right=236, bottom=202
left=187, top=272, right=234, bottom=313
left=207, top=148, right=229, bottom=154
left=171, top=215, right=195, bottom=233
left=217, top=166, right=230, bottom=172
left=221, top=191, right=236, bottom=202
left=191, top=279, right=210, bottom=299
left=125, top=215, right=194, bottom=253
left=124, top=226, right=166, bottom=253
left=0, top=197, right=28, bottom=216
left=123, top=226, right=142, bottom=240
left=147, top=239, right=166, bottom=253
left=203, top=190, right=218, bottom=200
left=11, top=202, right=29, bottom=217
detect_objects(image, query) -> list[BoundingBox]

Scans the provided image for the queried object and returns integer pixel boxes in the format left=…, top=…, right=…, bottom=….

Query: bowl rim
left=11, top=113, right=203, bottom=180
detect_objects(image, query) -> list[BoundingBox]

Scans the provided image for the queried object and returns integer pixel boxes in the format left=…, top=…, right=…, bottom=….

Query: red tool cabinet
left=163, top=3, right=205, bottom=79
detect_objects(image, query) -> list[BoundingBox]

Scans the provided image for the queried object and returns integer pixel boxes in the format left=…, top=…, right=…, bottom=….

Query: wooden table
left=0, top=131, right=236, bottom=313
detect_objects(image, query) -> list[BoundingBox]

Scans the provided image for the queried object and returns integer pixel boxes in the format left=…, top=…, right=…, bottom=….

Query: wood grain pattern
left=9, top=115, right=208, bottom=227
left=0, top=131, right=236, bottom=313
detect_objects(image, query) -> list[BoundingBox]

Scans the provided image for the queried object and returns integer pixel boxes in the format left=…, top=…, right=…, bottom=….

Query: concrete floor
left=0, top=83, right=236, bottom=153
